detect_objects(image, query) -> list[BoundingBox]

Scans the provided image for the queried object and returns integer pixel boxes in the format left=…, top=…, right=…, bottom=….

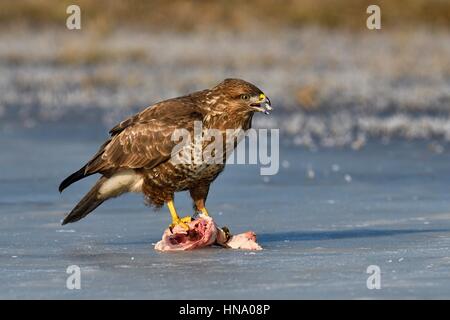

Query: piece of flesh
left=154, top=215, right=262, bottom=251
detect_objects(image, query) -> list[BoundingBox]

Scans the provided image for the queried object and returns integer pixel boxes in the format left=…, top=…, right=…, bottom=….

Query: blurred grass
left=56, top=44, right=149, bottom=65
left=0, top=0, right=449, bottom=32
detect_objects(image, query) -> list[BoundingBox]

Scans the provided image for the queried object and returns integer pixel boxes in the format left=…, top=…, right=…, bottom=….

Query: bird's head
left=209, top=78, right=272, bottom=115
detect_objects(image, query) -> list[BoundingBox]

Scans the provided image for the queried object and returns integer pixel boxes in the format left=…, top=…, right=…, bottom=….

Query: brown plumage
left=59, top=78, right=271, bottom=226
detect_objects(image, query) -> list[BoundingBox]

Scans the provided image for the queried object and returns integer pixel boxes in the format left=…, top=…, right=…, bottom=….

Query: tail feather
left=59, top=165, right=91, bottom=193
left=61, top=177, right=105, bottom=225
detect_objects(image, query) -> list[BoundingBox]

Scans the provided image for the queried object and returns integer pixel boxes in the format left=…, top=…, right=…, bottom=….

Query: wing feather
left=84, top=100, right=203, bottom=175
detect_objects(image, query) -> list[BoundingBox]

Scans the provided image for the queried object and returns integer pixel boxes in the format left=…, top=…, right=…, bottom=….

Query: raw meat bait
left=155, top=215, right=262, bottom=251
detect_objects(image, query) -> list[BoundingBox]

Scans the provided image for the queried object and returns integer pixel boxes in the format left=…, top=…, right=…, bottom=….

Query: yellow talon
left=180, top=216, right=192, bottom=223
left=167, top=200, right=191, bottom=231
left=200, top=208, right=209, bottom=217
left=169, top=218, right=190, bottom=231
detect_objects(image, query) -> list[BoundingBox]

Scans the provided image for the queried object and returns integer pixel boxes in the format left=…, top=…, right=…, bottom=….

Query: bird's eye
left=240, top=94, right=250, bottom=101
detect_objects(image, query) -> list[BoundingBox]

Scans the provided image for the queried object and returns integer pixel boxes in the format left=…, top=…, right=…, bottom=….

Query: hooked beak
left=251, top=93, right=272, bottom=115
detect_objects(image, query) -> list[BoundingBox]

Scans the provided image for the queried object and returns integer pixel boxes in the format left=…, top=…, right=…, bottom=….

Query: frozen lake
left=1, top=125, right=450, bottom=299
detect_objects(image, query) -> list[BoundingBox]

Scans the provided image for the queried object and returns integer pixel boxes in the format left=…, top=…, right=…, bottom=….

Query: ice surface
left=1, top=126, right=450, bottom=299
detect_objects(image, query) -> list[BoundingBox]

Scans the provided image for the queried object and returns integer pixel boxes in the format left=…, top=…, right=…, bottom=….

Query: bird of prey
left=59, top=79, right=272, bottom=229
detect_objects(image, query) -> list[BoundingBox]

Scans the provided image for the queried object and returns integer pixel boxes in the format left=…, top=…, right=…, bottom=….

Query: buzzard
left=59, top=79, right=272, bottom=229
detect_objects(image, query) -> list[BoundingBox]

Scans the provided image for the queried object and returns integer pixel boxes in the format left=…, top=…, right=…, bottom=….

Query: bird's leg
left=167, top=200, right=191, bottom=231
left=194, top=198, right=210, bottom=217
